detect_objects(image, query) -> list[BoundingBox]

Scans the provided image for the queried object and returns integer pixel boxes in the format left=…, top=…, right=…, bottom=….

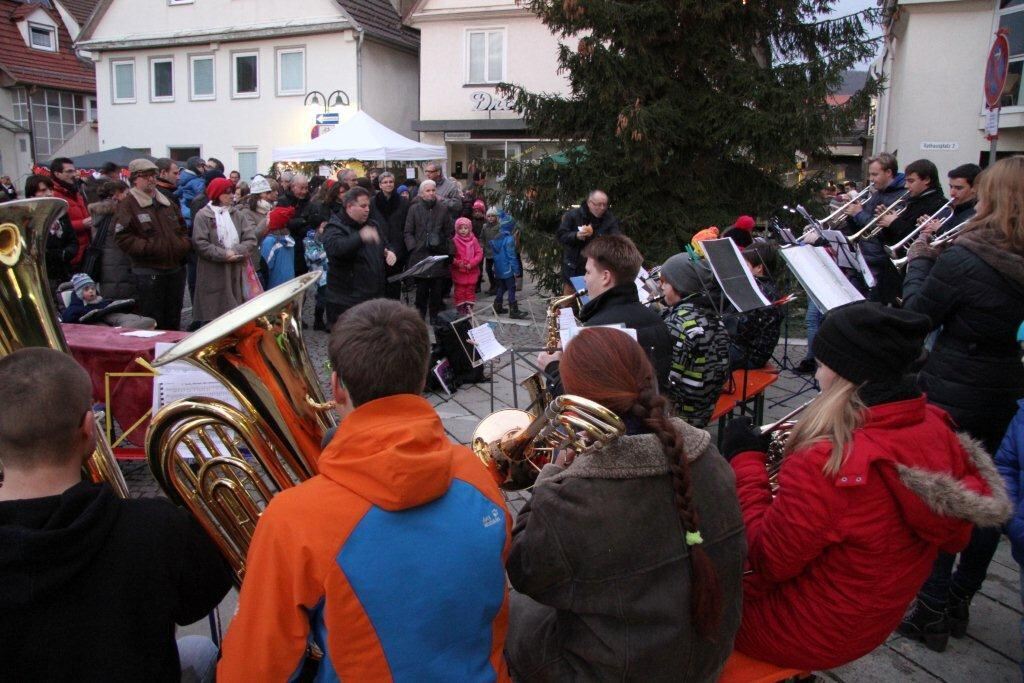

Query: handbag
left=426, top=229, right=445, bottom=255
left=81, top=216, right=109, bottom=280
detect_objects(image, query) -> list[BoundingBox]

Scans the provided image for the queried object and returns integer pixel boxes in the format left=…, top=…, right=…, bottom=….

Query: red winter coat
left=731, top=397, right=1011, bottom=671
left=52, top=180, right=91, bottom=266
left=451, top=233, right=483, bottom=285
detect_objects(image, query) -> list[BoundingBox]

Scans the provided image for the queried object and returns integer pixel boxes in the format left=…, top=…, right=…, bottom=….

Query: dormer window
left=28, top=23, right=56, bottom=52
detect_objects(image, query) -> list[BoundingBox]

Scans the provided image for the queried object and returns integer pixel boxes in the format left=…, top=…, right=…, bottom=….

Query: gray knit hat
left=71, top=272, right=98, bottom=298
left=659, top=253, right=714, bottom=295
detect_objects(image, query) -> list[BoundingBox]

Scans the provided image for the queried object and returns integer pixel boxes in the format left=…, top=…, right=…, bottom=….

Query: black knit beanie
left=812, top=301, right=932, bottom=384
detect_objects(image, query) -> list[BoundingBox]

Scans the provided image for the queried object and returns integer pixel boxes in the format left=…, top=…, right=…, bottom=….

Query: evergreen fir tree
left=496, top=1, right=879, bottom=291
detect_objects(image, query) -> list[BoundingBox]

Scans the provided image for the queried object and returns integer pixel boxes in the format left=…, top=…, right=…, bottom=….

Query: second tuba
left=145, top=271, right=335, bottom=582
left=0, top=198, right=128, bottom=497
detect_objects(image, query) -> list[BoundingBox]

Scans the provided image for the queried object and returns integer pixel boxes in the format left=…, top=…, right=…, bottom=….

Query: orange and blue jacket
left=218, top=394, right=511, bottom=682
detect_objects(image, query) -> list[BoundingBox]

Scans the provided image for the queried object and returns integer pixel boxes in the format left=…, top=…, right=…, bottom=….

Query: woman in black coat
left=899, top=155, right=1024, bottom=650
left=506, top=327, right=745, bottom=682
left=374, top=172, right=410, bottom=299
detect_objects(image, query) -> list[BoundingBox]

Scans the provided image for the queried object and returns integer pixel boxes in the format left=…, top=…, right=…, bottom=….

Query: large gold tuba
left=472, top=394, right=624, bottom=489
left=145, top=271, right=335, bottom=583
left=0, top=198, right=129, bottom=497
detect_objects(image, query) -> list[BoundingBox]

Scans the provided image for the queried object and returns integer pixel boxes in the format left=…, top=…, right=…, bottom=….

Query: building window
left=12, top=87, right=86, bottom=159
left=168, top=0, right=194, bottom=4
left=276, top=47, right=305, bottom=96
left=168, top=146, right=202, bottom=163
left=28, top=23, right=56, bottom=52
left=466, top=29, right=504, bottom=84
left=150, top=57, right=174, bottom=102
left=1001, top=2, right=1024, bottom=106
left=111, top=59, right=136, bottom=104
left=236, top=149, right=258, bottom=181
left=232, top=51, right=259, bottom=98
left=189, top=54, right=215, bottom=100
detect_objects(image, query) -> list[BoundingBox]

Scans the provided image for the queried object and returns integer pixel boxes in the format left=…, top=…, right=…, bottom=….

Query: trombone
left=848, top=190, right=911, bottom=243
left=885, top=197, right=956, bottom=259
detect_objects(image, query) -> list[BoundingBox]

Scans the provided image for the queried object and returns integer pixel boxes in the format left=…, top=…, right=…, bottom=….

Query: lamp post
left=303, top=90, right=350, bottom=112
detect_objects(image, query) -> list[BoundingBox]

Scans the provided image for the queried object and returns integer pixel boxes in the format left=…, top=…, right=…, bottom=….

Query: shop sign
left=471, top=92, right=513, bottom=112
left=920, top=142, right=959, bottom=151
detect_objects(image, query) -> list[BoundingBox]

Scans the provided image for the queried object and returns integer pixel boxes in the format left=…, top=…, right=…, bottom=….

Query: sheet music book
left=432, top=358, right=454, bottom=397
left=779, top=245, right=864, bottom=312
left=701, top=238, right=771, bottom=313
left=467, top=323, right=507, bottom=362
left=152, top=342, right=241, bottom=412
left=558, top=307, right=576, bottom=331
left=561, top=323, right=637, bottom=348
left=819, top=230, right=859, bottom=271
left=856, top=248, right=877, bottom=288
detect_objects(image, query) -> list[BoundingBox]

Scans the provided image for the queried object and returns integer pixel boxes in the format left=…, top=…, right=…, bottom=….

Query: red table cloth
left=63, top=324, right=188, bottom=446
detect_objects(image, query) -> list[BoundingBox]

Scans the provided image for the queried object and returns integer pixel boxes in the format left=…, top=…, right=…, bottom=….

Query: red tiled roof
left=0, top=0, right=95, bottom=93
left=57, top=0, right=101, bottom=26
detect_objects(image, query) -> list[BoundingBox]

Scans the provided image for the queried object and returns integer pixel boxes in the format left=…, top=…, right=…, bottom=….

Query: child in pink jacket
left=452, top=217, right=483, bottom=315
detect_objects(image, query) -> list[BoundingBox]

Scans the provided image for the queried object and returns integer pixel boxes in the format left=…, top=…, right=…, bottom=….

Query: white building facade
left=406, top=0, right=570, bottom=180
left=77, top=0, right=420, bottom=179
left=874, top=0, right=1024, bottom=180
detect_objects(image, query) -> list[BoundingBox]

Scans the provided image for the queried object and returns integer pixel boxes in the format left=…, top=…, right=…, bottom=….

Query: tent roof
left=272, top=111, right=445, bottom=162
left=55, top=146, right=155, bottom=169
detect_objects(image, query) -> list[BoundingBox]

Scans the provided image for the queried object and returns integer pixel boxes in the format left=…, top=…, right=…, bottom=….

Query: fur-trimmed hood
left=839, top=398, right=1013, bottom=548
left=957, top=226, right=1024, bottom=293
left=540, top=417, right=711, bottom=484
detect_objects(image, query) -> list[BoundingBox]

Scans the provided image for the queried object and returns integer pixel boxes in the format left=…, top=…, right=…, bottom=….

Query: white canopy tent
left=272, top=111, right=446, bottom=162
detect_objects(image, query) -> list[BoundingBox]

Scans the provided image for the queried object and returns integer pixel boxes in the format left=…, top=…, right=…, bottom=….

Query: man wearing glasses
left=423, top=162, right=463, bottom=219
left=49, top=157, right=92, bottom=269
left=555, top=189, right=621, bottom=296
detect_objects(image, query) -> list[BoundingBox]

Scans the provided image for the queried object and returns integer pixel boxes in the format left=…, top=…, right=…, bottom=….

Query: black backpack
left=189, top=193, right=210, bottom=223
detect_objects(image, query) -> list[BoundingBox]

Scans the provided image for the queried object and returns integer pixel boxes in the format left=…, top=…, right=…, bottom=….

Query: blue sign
left=315, top=112, right=340, bottom=125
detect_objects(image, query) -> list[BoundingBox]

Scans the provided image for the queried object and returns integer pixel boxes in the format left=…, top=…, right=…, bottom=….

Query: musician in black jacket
left=935, top=163, right=980, bottom=237
left=0, top=348, right=233, bottom=683
left=873, top=158, right=947, bottom=245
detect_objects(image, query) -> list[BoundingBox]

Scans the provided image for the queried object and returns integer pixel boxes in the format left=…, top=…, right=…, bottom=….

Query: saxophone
left=519, top=294, right=578, bottom=416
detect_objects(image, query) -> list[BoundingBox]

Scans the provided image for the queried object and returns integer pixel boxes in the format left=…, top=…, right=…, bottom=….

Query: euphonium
left=758, top=398, right=815, bottom=494
left=145, top=271, right=336, bottom=583
left=472, top=394, right=624, bottom=490
left=0, top=198, right=128, bottom=497
left=519, top=293, right=578, bottom=416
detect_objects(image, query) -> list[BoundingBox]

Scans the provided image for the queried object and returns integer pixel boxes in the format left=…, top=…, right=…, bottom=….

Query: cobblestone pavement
left=134, top=278, right=1021, bottom=680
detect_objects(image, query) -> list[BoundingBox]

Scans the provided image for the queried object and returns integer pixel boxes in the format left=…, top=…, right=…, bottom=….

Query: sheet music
left=467, top=323, right=507, bottom=362
left=819, top=230, right=859, bottom=271
left=702, top=238, right=771, bottom=312
left=558, top=307, right=577, bottom=331
left=560, top=323, right=637, bottom=348
left=120, top=329, right=165, bottom=338
left=780, top=245, right=864, bottom=312
left=855, top=248, right=877, bottom=288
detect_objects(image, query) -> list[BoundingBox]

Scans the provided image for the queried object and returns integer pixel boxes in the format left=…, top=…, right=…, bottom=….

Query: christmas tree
left=496, top=1, right=879, bottom=291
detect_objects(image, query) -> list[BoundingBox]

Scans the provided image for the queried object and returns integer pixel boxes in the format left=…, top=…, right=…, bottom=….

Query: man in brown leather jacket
left=114, top=159, right=192, bottom=330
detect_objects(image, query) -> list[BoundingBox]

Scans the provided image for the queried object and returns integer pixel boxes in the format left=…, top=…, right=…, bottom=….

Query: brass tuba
left=472, top=394, right=624, bottom=489
left=0, top=198, right=129, bottom=497
left=145, top=271, right=335, bottom=583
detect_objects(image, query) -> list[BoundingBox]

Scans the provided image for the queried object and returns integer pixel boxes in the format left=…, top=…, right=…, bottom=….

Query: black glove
left=721, top=416, right=770, bottom=461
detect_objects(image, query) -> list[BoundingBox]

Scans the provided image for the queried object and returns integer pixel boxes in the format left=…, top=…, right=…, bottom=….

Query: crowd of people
left=2, top=154, right=1024, bottom=682
left=20, top=156, right=526, bottom=334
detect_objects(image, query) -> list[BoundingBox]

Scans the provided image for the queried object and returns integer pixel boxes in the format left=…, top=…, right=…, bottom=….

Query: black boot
left=313, top=305, right=327, bottom=331
left=947, top=584, right=973, bottom=638
left=493, top=301, right=506, bottom=314
left=508, top=303, right=529, bottom=320
left=897, top=597, right=950, bottom=652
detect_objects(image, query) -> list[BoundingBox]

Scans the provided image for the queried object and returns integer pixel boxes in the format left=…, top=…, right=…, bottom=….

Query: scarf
left=211, top=205, right=239, bottom=250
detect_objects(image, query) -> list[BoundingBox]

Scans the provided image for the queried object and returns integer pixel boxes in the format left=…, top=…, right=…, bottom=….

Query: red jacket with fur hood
left=730, top=396, right=1011, bottom=671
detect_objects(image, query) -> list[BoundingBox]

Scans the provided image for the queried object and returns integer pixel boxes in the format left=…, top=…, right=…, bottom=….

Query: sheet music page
left=780, top=245, right=864, bottom=312
left=120, top=329, right=165, bottom=338
left=820, top=230, right=859, bottom=271
left=467, top=323, right=507, bottom=362
left=702, top=238, right=771, bottom=312
left=855, top=248, right=877, bottom=288
left=558, top=307, right=577, bottom=331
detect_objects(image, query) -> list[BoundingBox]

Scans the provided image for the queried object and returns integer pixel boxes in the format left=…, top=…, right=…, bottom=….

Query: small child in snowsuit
left=304, top=227, right=329, bottom=330
left=260, top=207, right=296, bottom=290
left=451, top=217, right=483, bottom=315
left=489, top=214, right=528, bottom=319
left=60, top=273, right=156, bottom=330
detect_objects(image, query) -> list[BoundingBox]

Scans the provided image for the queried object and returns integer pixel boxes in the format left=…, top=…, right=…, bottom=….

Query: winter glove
left=721, top=416, right=770, bottom=461
left=906, top=235, right=940, bottom=263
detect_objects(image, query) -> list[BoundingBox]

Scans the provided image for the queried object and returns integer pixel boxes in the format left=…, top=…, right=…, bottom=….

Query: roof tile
left=336, top=0, right=418, bottom=49
left=0, top=0, right=94, bottom=92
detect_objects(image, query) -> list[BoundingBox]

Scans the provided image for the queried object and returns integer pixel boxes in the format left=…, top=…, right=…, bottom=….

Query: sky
left=825, top=0, right=883, bottom=69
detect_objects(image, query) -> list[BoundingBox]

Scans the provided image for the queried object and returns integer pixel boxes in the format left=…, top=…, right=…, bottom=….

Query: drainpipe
left=355, top=28, right=364, bottom=111
left=24, top=85, right=37, bottom=164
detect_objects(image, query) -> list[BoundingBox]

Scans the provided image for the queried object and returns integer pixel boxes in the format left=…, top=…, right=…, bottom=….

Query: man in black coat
left=279, top=174, right=312, bottom=277
left=321, top=186, right=397, bottom=326
left=933, top=163, right=980, bottom=237
left=539, top=234, right=671, bottom=392
left=555, top=190, right=621, bottom=295
left=0, top=348, right=233, bottom=683
left=374, top=172, right=411, bottom=299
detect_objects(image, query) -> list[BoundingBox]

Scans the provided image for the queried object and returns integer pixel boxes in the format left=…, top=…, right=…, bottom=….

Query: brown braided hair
left=561, top=327, right=722, bottom=637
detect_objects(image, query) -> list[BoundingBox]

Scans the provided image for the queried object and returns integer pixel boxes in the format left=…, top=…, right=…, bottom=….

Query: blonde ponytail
left=784, top=377, right=865, bottom=477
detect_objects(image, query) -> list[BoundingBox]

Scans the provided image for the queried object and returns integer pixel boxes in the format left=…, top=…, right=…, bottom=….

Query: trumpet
left=885, top=197, right=955, bottom=259
left=820, top=186, right=873, bottom=227
left=758, top=398, right=815, bottom=493
left=848, top=190, right=911, bottom=243
left=929, top=220, right=971, bottom=248
left=472, top=394, right=624, bottom=490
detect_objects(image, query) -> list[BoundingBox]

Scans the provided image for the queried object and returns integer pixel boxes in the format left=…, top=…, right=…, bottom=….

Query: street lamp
left=304, top=90, right=350, bottom=112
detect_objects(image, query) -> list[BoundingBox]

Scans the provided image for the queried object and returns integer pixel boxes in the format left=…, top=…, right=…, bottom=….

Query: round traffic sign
left=985, top=30, right=1010, bottom=109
